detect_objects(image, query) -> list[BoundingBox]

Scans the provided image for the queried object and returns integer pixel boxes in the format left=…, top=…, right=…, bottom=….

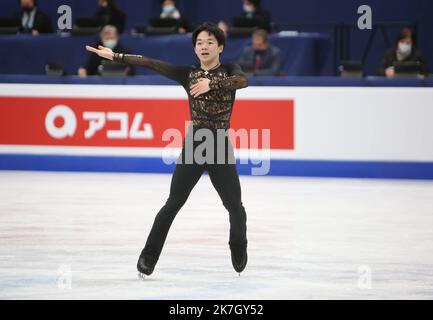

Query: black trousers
left=142, top=130, right=248, bottom=260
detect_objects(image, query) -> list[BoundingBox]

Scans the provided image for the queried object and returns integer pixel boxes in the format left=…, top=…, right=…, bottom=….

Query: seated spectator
left=17, top=0, right=52, bottom=35
left=78, top=25, right=133, bottom=77
left=379, top=27, right=428, bottom=78
left=237, top=29, right=282, bottom=76
left=95, top=0, right=126, bottom=33
left=157, top=0, right=191, bottom=34
left=232, top=0, right=271, bottom=32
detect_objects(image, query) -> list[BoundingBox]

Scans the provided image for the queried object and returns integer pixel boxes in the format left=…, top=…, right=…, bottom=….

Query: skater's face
left=194, top=31, right=224, bottom=64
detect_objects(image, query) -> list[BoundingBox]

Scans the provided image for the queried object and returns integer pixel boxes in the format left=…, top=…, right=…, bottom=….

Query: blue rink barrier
left=0, top=75, right=431, bottom=87
left=1, top=154, right=432, bottom=180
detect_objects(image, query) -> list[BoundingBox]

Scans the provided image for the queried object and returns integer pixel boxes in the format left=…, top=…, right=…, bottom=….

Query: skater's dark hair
left=192, top=22, right=226, bottom=49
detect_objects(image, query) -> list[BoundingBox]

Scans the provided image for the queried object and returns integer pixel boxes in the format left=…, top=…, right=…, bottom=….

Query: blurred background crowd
left=0, top=0, right=430, bottom=79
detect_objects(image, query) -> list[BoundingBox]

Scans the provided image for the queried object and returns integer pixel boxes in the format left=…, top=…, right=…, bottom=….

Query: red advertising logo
left=0, top=97, right=294, bottom=150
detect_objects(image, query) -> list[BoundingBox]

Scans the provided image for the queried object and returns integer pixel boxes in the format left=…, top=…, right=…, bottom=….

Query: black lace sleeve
left=209, top=63, right=248, bottom=91
left=113, top=53, right=190, bottom=86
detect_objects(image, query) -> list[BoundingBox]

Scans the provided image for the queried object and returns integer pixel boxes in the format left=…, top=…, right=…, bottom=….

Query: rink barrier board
left=1, top=154, right=432, bottom=180
left=1, top=84, right=433, bottom=179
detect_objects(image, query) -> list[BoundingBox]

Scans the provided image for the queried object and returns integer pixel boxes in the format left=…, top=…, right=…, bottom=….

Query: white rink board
left=1, top=84, right=433, bottom=162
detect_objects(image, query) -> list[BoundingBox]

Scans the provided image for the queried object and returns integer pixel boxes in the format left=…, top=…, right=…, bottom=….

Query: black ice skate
left=137, top=251, right=157, bottom=278
left=229, top=241, right=248, bottom=275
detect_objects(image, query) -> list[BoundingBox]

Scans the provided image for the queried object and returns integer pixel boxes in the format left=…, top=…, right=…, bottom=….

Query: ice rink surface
left=1, top=170, right=433, bottom=300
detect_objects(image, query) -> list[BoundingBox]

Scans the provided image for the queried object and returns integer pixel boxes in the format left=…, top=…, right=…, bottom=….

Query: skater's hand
left=85, top=45, right=114, bottom=61
left=190, top=78, right=210, bottom=98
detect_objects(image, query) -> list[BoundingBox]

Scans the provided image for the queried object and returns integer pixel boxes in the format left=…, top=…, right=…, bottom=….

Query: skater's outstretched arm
left=209, top=63, right=248, bottom=91
left=85, top=45, right=189, bottom=85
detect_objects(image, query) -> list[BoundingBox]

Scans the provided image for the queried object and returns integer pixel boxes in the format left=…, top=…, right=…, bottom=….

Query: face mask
left=243, top=4, right=255, bottom=13
left=398, top=42, right=412, bottom=55
left=163, top=4, right=175, bottom=14
left=103, top=39, right=118, bottom=50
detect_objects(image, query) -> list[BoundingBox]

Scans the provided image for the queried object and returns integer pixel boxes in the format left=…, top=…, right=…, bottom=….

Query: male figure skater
left=86, top=23, right=249, bottom=276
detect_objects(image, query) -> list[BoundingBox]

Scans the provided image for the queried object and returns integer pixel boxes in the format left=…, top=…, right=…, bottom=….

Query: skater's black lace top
left=113, top=53, right=248, bottom=129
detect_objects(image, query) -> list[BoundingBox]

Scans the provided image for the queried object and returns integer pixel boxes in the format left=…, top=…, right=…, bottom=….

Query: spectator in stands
left=233, top=0, right=271, bottom=32
left=237, top=29, right=282, bottom=76
left=379, top=27, right=428, bottom=78
left=95, top=0, right=126, bottom=33
left=17, top=0, right=52, bottom=34
left=78, top=25, right=133, bottom=77
left=158, top=0, right=191, bottom=34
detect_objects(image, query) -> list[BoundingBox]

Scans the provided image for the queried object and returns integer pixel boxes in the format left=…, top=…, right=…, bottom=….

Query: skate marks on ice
left=1, top=171, right=433, bottom=299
